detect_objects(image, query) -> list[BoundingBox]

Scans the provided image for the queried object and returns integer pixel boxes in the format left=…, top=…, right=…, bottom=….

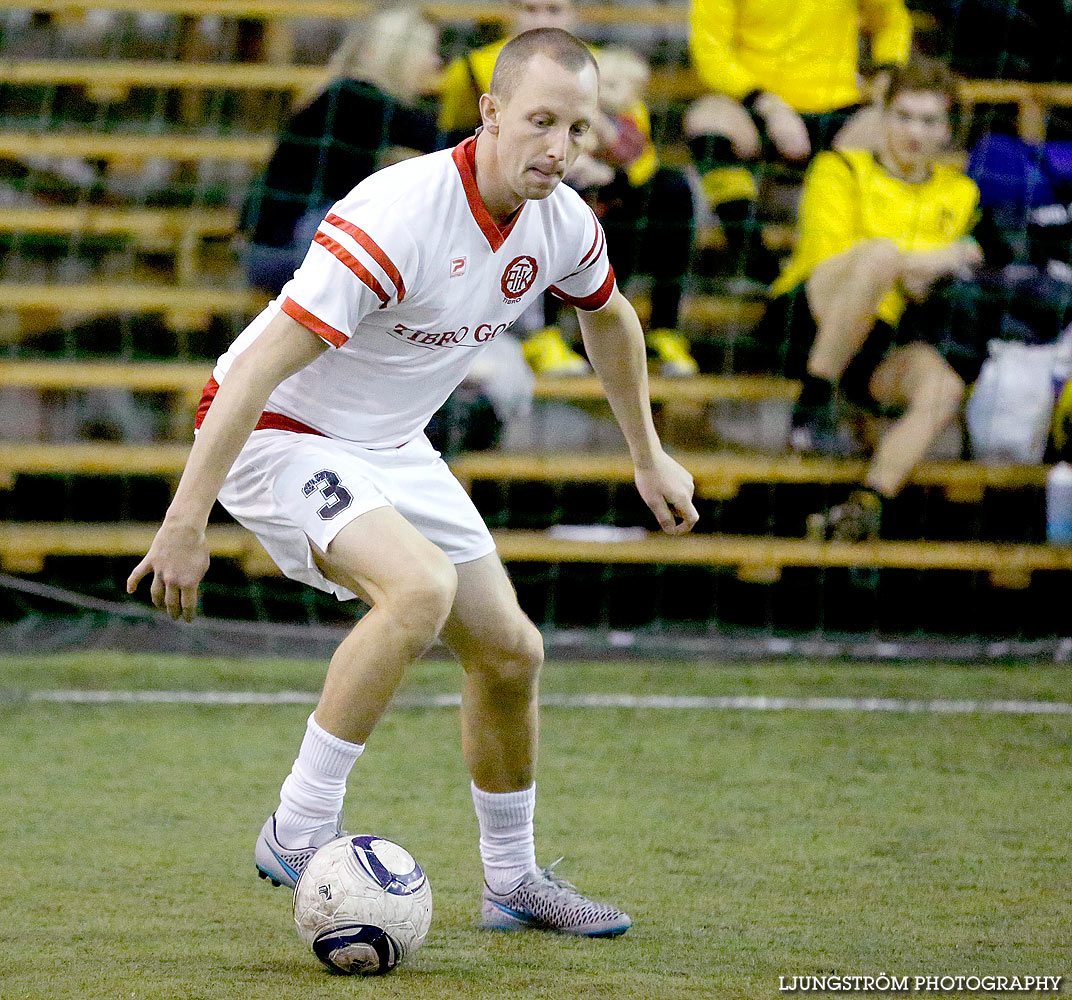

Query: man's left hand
left=634, top=451, right=699, bottom=535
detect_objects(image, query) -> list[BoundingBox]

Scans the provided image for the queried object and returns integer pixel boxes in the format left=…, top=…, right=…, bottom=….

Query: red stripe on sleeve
left=560, top=222, right=605, bottom=281
left=281, top=296, right=348, bottom=347
left=324, top=213, right=406, bottom=303
left=550, top=266, right=616, bottom=311
left=578, top=209, right=602, bottom=268
left=313, top=230, right=389, bottom=305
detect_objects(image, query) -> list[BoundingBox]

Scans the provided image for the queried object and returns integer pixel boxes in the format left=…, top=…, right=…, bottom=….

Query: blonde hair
left=594, top=45, right=649, bottom=112
left=298, top=6, right=437, bottom=108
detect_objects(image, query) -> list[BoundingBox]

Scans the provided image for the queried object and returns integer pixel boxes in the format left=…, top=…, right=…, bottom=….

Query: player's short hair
left=490, top=27, right=597, bottom=104
left=884, top=57, right=959, bottom=109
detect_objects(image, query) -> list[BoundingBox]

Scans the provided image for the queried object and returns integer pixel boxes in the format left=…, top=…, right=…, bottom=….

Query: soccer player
left=440, top=0, right=698, bottom=377
left=127, top=27, right=697, bottom=937
left=765, top=58, right=981, bottom=540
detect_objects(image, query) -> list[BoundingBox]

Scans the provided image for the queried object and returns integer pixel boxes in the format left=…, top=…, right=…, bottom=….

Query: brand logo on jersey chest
left=450, top=256, right=467, bottom=277
left=501, top=255, right=538, bottom=301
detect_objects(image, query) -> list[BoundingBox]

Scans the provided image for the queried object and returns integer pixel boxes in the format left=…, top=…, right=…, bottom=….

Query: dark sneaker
left=806, top=489, right=883, bottom=543
left=481, top=859, right=632, bottom=937
left=788, top=398, right=843, bottom=455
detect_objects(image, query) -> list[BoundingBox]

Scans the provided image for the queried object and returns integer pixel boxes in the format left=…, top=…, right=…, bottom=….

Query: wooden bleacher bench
left=0, top=282, right=269, bottom=338
left=492, top=530, right=1072, bottom=589
left=0, top=442, right=191, bottom=490
left=0, top=358, right=793, bottom=410
left=1, top=63, right=1050, bottom=117
left=0, top=131, right=274, bottom=164
left=0, top=205, right=238, bottom=283
left=0, top=442, right=1048, bottom=506
left=0, top=358, right=210, bottom=396
left=0, top=2, right=688, bottom=26
left=0, top=521, right=278, bottom=576
left=449, top=451, right=1049, bottom=504
left=528, top=373, right=796, bottom=405
left=0, top=287, right=756, bottom=342
left=0, top=368, right=796, bottom=446
left=0, top=2, right=942, bottom=34
left=0, top=58, right=327, bottom=96
left=2, top=521, right=1068, bottom=589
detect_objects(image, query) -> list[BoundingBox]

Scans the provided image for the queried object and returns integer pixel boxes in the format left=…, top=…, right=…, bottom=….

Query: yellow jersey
left=771, top=149, right=980, bottom=324
left=437, top=38, right=658, bottom=187
left=689, top=0, right=911, bottom=113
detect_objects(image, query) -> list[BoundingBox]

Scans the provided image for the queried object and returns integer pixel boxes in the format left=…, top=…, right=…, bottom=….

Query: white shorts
left=217, top=429, right=495, bottom=601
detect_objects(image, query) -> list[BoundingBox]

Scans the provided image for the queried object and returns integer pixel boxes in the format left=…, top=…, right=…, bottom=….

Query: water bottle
left=1046, top=462, right=1072, bottom=544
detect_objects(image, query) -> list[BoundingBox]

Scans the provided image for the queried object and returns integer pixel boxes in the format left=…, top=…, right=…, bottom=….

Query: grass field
left=2, top=652, right=1071, bottom=1000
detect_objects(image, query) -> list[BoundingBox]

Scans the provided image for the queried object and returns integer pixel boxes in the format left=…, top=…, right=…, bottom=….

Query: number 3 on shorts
left=302, top=469, right=354, bottom=520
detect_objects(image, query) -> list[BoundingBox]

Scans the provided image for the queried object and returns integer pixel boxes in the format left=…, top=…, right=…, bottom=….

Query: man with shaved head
left=440, top=3, right=697, bottom=377
left=130, top=27, right=696, bottom=938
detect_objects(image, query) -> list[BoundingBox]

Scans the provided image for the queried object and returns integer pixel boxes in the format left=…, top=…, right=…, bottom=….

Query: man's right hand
left=126, top=520, right=211, bottom=622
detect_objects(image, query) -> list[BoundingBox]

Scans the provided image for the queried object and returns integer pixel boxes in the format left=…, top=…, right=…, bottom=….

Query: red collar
left=451, top=135, right=525, bottom=252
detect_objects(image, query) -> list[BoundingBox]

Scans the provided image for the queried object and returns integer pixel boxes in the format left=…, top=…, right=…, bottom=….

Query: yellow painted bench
left=0, top=360, right=796, bottom=421
left=0, top=61, right=1058, bottom=131
left=1, top=521, right=1067, bottom=589
left=0, top=205, right=238, bottom=283
left=450, top=451, right=1048, bottom=504
left=0, top=282, right=269, bottom=339
left=0, top=442, right=1047, bottom=506
left=0, top=286, right=758, bottom=342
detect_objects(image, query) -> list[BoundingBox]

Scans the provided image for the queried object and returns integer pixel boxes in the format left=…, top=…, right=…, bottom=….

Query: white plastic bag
left=966, top=329, right=1072, bottom=463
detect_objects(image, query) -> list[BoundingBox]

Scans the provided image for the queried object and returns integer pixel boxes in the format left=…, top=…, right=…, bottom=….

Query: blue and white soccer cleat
left=481, top=859, right=632, bottom=937
left=255, top=812, right=346, bottom=889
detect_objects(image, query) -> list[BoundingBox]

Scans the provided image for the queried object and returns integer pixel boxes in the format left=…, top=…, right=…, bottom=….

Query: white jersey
left=201, top=136, right=615, bottom=447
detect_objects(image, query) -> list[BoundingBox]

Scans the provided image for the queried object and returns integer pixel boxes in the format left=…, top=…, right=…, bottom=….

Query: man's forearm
left=163, top=358, right=278, bottom=530
left=577, top=290, right=662, bottom=466
left=165, top=311, right=329, bottom=530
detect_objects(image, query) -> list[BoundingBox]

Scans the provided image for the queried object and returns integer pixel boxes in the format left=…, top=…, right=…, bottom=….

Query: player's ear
left=479, top=93, right=501, bottom=135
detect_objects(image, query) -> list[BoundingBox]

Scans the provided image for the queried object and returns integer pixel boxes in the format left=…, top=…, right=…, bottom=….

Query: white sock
left=471, top=781, right=538, bottom=894
left=275, top=712, right=364, bottom=846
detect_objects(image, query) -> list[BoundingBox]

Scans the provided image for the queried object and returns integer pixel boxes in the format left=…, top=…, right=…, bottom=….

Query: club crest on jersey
left=501, top=255, right=538, bottom=302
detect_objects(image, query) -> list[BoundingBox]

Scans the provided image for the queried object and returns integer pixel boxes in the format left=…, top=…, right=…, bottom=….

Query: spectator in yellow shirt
left=440, top=1, right=698, bottom=376
left=686, top=0, right=911, bottom=285
left=764, top=58, right=981, bottom=541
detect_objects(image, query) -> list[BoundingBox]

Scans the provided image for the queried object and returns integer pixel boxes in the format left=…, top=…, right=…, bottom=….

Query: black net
left=1, top=2, right=1070, bottom=657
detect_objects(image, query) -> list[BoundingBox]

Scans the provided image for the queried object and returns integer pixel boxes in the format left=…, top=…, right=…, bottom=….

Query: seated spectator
left=588, top=46, right=699, bottom=376
left=439, top=1, right=697, bottom=376
left=685, top=0, right=911, bottom=285
left=763, top=58, right=981, bottom=541
left=241, top=7, right=441, bottom=293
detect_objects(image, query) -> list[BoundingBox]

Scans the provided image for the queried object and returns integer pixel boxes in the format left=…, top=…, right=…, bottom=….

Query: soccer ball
left=292, top=834, right=433, bottom=975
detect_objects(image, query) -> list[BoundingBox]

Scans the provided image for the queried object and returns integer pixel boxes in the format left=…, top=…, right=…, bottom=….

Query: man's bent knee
left=852, top=238, right=902, bottom=281
left=464, top=619, right=544, bottom=688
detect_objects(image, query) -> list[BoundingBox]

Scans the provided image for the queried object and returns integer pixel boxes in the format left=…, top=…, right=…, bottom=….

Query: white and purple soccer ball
left=292, top=834, right=433, bottom=975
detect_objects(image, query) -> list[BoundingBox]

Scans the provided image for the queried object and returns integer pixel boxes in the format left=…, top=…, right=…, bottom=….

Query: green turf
left=2, top=654, right=1071, bottom=999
